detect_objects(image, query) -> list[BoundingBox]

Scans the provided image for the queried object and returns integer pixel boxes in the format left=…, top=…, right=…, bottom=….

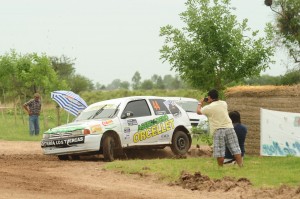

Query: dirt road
left=0, top=141, right=299, bottom=199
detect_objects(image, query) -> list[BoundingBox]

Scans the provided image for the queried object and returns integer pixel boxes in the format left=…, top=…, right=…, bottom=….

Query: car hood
left=186, top=112, right=207, bottom=121
left=44, top=119, right=115, bottom=134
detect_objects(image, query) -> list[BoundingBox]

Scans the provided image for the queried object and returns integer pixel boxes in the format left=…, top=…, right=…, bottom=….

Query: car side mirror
left=121, top=111, right=134, bottom=119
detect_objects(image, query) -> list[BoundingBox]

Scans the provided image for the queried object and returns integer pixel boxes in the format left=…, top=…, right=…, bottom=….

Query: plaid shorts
left=213, top=128, right=241, bottom=158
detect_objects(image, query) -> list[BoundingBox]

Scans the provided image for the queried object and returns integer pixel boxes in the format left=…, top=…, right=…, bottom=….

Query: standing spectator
left=23, top=93, right=42, bottom=136
left=224, top=111, right=247, bottom=164
left=196, top=89, right=243, bottom=167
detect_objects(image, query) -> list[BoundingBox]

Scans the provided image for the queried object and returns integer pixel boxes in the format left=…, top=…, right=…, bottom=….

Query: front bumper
left=41, top=134, right=102, bottom=155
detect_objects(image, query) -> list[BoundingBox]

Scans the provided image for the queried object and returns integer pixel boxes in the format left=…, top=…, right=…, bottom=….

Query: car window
left=149, top=99, right=171, bottom=115
left=122, top=100, right=151, bottom=118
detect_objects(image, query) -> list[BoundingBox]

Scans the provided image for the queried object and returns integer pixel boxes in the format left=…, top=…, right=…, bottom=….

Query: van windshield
left=175, top=101, right=198, bottom=112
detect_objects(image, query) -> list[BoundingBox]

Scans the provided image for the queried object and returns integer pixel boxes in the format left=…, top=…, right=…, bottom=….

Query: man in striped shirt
left=23, top=93, right=42, bottom=136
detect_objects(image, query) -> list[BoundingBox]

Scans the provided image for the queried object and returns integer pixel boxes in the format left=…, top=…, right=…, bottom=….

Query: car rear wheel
left=171, top=131, right=190, bottom=155
left=103, top=135, right=115, bottom=162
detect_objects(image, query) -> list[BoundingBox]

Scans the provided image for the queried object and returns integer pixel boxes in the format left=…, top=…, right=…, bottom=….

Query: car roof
left=164, top=97, right=198, bottom=102
left=88, top=96, right=170, bottom=108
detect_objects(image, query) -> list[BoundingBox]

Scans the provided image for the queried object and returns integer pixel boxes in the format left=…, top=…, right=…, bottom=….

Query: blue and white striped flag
left=51, top=90, right=88, bottom=116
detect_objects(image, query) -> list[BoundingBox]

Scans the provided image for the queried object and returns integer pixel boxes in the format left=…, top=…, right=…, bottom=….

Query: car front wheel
left=58, top=155, right=69, bottom=160
left=103, top=135, right=115, bottom=162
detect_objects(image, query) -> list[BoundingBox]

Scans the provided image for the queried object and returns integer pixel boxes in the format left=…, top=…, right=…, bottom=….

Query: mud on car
left=41, top=96, right=192, bottom=161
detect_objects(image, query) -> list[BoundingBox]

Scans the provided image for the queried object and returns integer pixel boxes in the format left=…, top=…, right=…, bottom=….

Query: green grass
left=104, top=156, right=300, bottom=188
left=0, top=105, right=74, bottom=141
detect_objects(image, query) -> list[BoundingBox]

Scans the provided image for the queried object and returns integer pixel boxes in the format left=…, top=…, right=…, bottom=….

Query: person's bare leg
left=217, top=157, right=224, bottom=167
left=234, top=154, right=243, bottom=167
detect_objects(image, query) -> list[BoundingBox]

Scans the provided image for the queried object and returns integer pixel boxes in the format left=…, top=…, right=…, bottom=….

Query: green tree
left=163, top=74, right=183, bottom=90
left=160, top=0, right=274, bottom=91
left=131, top=71, right=141, bottom=90
left=0, top=50, right=66, bottom=99
left=0, top=50, right=27, bottom=97
left=50, top=55, right=96, bottom=93
left=163, top=75, right=174, bottom=89
left=265, top=0, right=300, bottom=64
left=106, top=79, right=130, bottom=90
left=107, top=79, right=122, bottom=90
left=70, top=74, right=94, bottom=93
left=140, top=79, right=154, bottom=90
left=151, top=74, right=165, bottom=89
left=119, top=81, right=130, bottom=90
left=243, top=74, right=281, bottom=85
left=50, top=55, right=75, bottom=80
left=280, top=68, right=300, bottom=85
left=156, top=76, right=165, bottom=89
left=95, top=82, right=106, bottom=90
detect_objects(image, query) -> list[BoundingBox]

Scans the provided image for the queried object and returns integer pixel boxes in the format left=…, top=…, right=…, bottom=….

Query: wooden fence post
left=56, top=105, right=61, bottom=126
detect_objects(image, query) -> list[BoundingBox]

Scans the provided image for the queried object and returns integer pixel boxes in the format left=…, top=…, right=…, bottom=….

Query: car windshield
left=75, top=103, right=120, bottom=121
left=175, top=101, right=198, bottom=112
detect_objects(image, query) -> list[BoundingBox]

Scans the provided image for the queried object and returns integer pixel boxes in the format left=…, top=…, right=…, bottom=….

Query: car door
left=120, top=99, right=155, bottom=146
left=147, top=98, right=177, bottom=144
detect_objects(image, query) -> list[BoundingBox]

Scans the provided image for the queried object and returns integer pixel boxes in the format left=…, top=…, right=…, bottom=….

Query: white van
left=164, top=97, right=208, bottom=132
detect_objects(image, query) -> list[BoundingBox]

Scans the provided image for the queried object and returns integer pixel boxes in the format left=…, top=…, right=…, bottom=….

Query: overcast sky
left=0, top=0, right=288, bottom=85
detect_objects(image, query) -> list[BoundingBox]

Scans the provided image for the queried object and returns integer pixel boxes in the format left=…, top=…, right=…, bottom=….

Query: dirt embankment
left=0, top=141, right=299, bottom=199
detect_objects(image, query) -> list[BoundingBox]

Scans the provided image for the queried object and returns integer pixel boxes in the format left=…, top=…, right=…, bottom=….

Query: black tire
left=171, top=131, right=190, bottom=155
left=103, top=135, right=115, bottom=162
left=58, top=155, right=69, bottom=160
left=71, top=155, right=80, bottom=160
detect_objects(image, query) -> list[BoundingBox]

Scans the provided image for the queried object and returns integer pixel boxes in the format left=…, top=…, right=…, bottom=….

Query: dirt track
left=0, top=141, right=299, bottom=199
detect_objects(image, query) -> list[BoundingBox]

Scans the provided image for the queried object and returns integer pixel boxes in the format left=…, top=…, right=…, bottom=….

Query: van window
left=175, top=101, right=198, bottom=112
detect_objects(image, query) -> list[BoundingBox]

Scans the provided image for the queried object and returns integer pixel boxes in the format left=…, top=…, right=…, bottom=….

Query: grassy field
left=104, top=156, right=300, bottom=187
left=0, top=103, right=75, bottom=141
left=1, top=105, right=300, bottom=188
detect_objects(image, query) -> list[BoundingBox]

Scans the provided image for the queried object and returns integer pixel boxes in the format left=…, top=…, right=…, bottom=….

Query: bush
left=191, top=124, right=213, bottom=147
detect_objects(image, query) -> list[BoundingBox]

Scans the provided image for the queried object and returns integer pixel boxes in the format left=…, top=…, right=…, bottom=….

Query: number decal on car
left=152, top=100, right=161, bottom=111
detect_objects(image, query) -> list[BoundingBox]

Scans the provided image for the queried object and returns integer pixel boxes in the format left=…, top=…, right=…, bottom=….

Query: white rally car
left=41, top=96, right=192, bottom=161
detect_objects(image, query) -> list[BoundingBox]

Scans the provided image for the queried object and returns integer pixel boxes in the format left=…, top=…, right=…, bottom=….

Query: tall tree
left=107, top=79, right=122, bottom=90
left=70, top=74, right=94, bottom=93
left=156, top=76, right=165, bottom=89
left=50, top=55, right=75, bottom=80
left=280, top=68, right=300, bottom=85
left=0, top=50, right=66, bottom=98
left=163, top=75, right=175, bottom=90
left=119, top=81, right=130, bottom=90
left=160, top=0, right=274, bottom=90
left=140, top=80, right=154, bottom=90
left=151, top=74, right=165, bottom=89
left=95, top=82, right=106, bottom=90
left=50, top=55, right=96, bottom=93
left=265, top=0, right=300, bottom=65
left=131, top=71, right=141, bottom=90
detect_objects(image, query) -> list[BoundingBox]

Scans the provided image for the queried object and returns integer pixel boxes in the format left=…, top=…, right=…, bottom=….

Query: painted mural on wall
left=261, top=108, right=300, bottom=157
